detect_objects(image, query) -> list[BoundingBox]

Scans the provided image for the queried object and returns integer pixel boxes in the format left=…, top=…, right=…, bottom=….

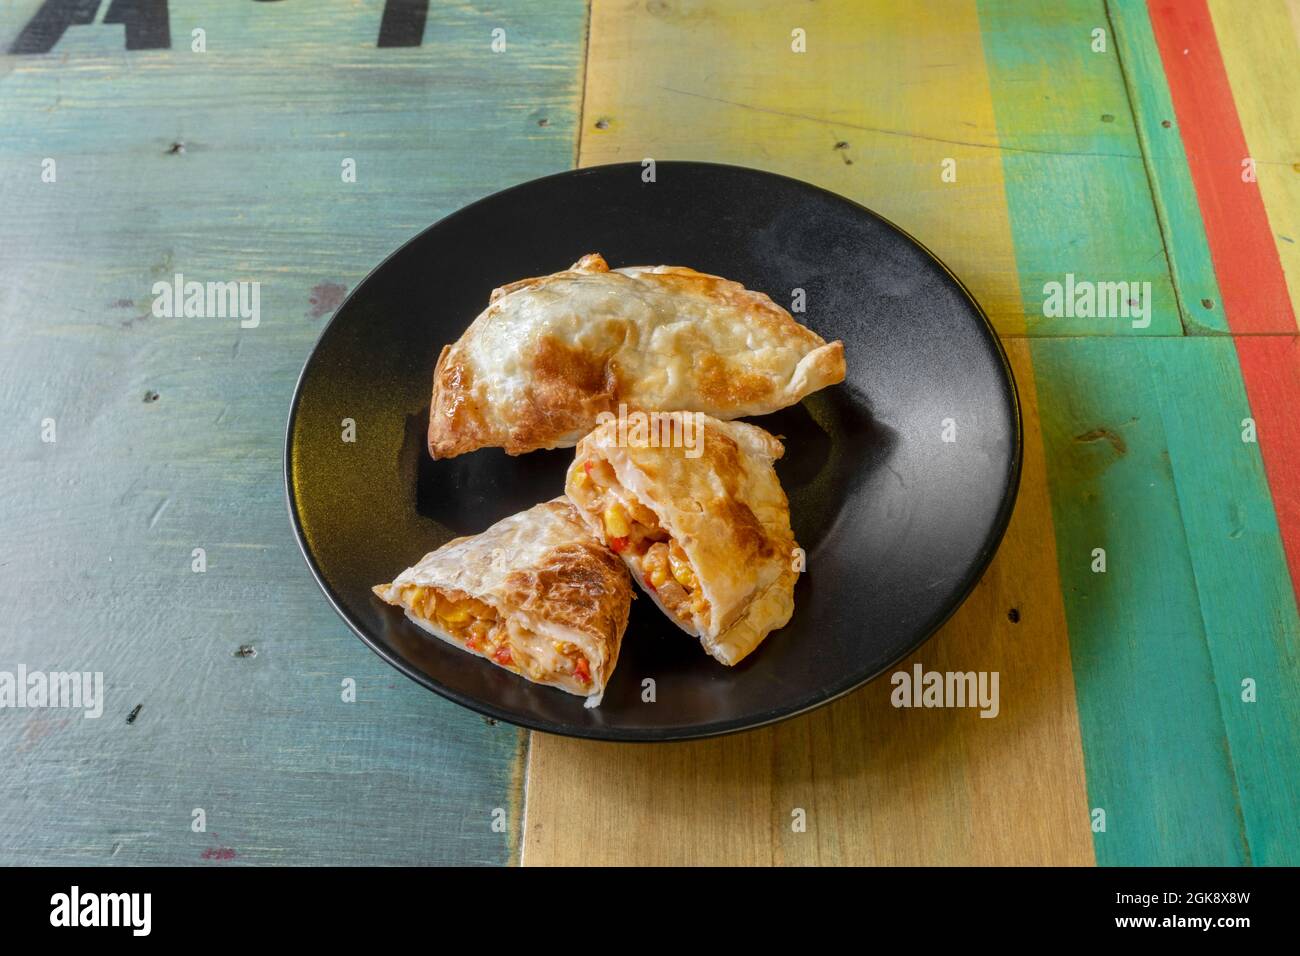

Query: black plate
left=285, top=161, right=1021, bottom=741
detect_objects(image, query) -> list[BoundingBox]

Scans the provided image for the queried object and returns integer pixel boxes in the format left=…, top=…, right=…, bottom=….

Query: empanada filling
left=572, top=459, right=710, bottom=626
left=398, top=585, right=594, bottom=691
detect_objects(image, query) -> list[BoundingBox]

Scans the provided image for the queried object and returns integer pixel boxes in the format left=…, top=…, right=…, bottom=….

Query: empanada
left=372, top=499, right=632, bottom=705
left=429, top=253, right=845, bottom=458
left=565, top=412, right=799, bottom=665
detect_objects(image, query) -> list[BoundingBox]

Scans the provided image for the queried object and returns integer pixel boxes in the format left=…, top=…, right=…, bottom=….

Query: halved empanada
left=372, top=499, right=632, bottom=706
left=428, top=253, right=845, bottom=458
left=564, top=412, right=799, bottom=665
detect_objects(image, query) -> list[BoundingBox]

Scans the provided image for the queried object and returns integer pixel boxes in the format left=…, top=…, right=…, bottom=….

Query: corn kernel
left=437, top=602, right=472, bottom=624
left=668, top=544, right=697, bottom=589
left=603, top=502, right=631, bottom=539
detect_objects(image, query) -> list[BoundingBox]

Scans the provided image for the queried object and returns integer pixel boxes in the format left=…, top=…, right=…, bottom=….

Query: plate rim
left=283, top=159, right=1024, bottom=742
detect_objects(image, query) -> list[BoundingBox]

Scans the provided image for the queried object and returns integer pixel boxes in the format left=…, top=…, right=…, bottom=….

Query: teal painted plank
left=1031, top=338, right=1300, bottom=865
left=977, top=0, right=1182, bottom=336
left=0, top=0, right=585, bottom=864
left=1144, top=339, right=1300, bottom=864
left=1030, top=339, right=1246, bottom=865
left=1107, top=0, right=1229, bottom=333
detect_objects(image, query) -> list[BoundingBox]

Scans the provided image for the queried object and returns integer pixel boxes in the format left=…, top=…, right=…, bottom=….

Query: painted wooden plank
left=1028, top=336, right=1300, bottom=864
left=974, top=0, right=1182, bottom=335
left=0, top=0, right=586, bottom=864
left=1207, top=0, right=1300, bottom=330
left=1148, top=0, right=1300, bottom=603
left=1143, top=337, right=1300, bottom=864
left=524, top=0, right=1095, bottom=866
left=1143, top=0, right=1298, bottom=337
left=1107, top=0, right=1228, bottom=333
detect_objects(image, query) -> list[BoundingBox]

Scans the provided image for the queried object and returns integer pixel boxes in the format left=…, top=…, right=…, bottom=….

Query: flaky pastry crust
left=372, top=499, right=632, bottom=703
left=429, top=253, right=845, bottom=458
left=565, top=414, right=799, bottom=665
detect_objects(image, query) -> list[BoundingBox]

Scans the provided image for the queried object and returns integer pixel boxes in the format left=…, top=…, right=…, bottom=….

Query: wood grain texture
left=1028, top=339, right=1291, bottom=864
left=1207, top=0, right=1300, bottom=330
left=1143, top=337, right=1300, bottom=864
left=1148, top=0, right=1300, bottom=603
left=1107, top=0, right=1228, bottom=333
left=1145, top=0, right=1298, bottom=336
left=0, top=0, right=586, bottom=864
left=524, top=0, right=1095, bottom=866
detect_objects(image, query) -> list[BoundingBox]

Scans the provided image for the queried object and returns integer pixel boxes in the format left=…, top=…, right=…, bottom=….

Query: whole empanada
left=428, top=253, right=845, bottom=458
left=372, top=499, right=633, bottom=706
left=564, top=412, right=799, bottom=665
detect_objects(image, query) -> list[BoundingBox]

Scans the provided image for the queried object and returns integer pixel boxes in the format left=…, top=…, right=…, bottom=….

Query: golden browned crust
left=505, top=335, right=622, bottom=455
left=428, top=344, right=490, bottom=459
left=427, top=253, right=845, bottom=458
left=503, top=538, right=632, bottom=687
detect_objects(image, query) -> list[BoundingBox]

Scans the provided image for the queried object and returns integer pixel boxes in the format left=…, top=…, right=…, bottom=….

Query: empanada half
left=429, top=253, right=845, bottom=458
left=372, top=499, right=632, bottom=706
left=565, top=412, right=799, bottom=665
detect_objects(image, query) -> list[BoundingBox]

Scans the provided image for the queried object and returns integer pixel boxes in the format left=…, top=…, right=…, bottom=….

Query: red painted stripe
left=1148, top=0, right=1300, bottom=597
left=1148, top=0, right=1293, bottom=335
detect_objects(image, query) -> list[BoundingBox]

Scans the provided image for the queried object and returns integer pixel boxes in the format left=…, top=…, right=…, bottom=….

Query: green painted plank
left=0, top=0, right=585, bottom=864
left=977, top=0, right=1182, bottom=336
left=1106, top=0, right=1229, bottom=333
left=1030, top=338, right=1300, bottom=865
left=1144, top=339, right=1300, bottom=865
left=1030, top=339, right=1245, bottom=865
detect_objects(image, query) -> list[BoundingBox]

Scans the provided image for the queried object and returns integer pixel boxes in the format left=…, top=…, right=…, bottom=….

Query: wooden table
left=1, top=0, right=1296, bottom=866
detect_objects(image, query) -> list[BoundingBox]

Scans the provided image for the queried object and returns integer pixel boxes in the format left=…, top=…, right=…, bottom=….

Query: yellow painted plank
left=1209, top=0, right=1300, bottom=329
left=523, top=340, right=1095, bottom=866
left=577, top=0, right=1026, bottom=335
left=525, top=0, right=1095, bottom=866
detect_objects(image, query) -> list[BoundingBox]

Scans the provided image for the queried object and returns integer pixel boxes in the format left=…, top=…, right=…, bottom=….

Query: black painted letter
left=10, top=0, right=101, bottom=55
left=378, top=0, right=429, bottom=48
left=104, top=0, right=170, bottom=51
